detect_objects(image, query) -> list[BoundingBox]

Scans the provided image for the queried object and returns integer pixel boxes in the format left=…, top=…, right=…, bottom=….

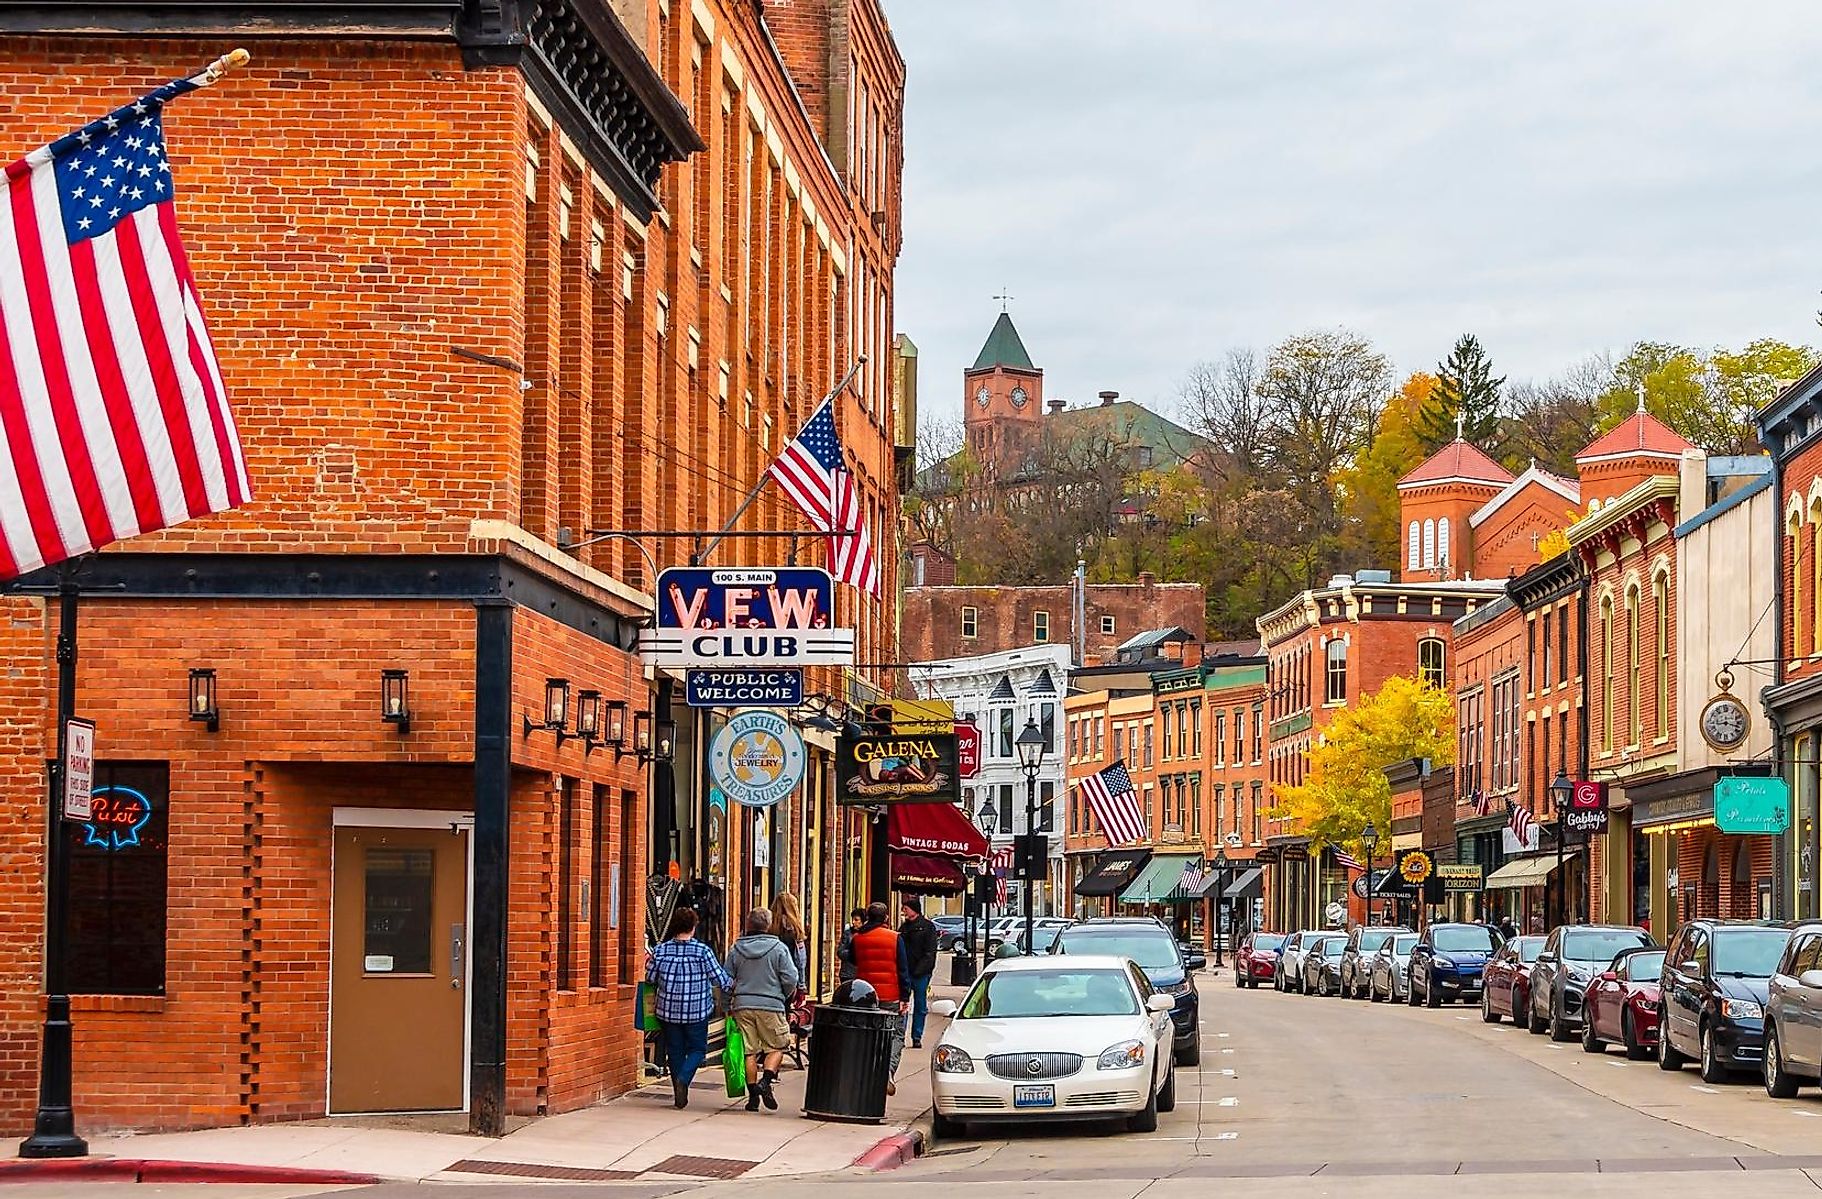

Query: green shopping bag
left=723, top=1017, right=748, bottom=1098
left=633, top=982, right=660, bottom=1033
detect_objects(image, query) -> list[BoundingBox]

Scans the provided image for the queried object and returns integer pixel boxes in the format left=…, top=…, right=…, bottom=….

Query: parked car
left=1053, top=917, right=1200, bottom=1064
left=957, top=916, right=1022, bottom=956
left=1480, top=935, right=1545, bottom=1024
left=1369, top=932, right=1421, bottom=1003
left=1014, top=918, right=1074, bottom=955
left=1528, top=925, right=1654, bottom=1041
left=1301, top=933, right=1351, bottom=997
left=1177, top=941, right=1210, bottom=971
left=1276, top=929, right=1332, bottom=995
left=1581, top=946, right=1665, bottom=1059
left=934, top=915, right=968, bottom=953
left=926, top=954, right=1177, bottom=1138
left=1764, top=923, right=1822, bottom=1097
left=1658, top=920, right=1793, bottom=1082
left=1340, top=926, right=1410, bottom=1000
left=1234, top=932, right=1285, bottom=989
left=1409, top=923, right=1499, bottom=1007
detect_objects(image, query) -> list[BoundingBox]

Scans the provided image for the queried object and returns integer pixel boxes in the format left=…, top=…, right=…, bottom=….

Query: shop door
left=330, top=824, right=468, bottom=1113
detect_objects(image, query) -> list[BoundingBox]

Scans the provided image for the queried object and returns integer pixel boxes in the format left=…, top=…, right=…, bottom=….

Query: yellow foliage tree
left=1271, top=676, right=1456, bottom=861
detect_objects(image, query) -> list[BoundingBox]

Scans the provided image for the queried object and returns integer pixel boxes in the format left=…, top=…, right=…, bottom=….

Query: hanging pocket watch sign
left=708, top=710, right=806, bottom=809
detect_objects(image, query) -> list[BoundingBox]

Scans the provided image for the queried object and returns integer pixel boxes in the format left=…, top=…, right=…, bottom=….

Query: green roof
left=969, top=312, right=1036, bottom=372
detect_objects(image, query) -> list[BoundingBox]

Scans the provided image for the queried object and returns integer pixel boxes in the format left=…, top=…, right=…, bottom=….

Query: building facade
left=900, top=573, right=1205, bottom=664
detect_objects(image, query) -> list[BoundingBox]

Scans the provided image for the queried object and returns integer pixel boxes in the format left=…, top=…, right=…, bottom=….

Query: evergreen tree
left=1415, top=333, right=1505, bottom=453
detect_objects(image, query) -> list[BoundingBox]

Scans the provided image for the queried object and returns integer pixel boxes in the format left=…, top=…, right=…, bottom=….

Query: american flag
left=1473, top=789, right=1495, bottom=817
left=1176, top=858, right=1206, bottom=897
left=767, top=398, right=878, bottom=596
left=0, top=73, right=249, bottom=582
left=1080, top=760, right=1147, bottom=847
left=1332, top=847, right=1363, bottom=871
left=1508, top=801, right=1536, bottom=845
left=991, top=844, right=1014, bottom=906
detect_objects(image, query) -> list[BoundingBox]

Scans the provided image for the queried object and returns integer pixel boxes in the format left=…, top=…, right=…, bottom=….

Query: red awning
left=891, top=852, right=967, bottom=896
left=887, top=802, right=989, bottom=861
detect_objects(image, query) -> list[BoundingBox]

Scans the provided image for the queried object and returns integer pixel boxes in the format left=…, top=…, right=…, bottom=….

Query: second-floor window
left=1252, top=703, right=1263, bottom=761
left=1191, top=701, right=1203, bottom=756
left=1033, top=610, right=1049, bottom=643
left=996, top=708, right=1013, bottom=757
left=1213, top=711, right=1226, bottom=764
left=1654, top=573, right=1670, bottom=737
left=960, top=606, right=978, bottom=639
left=1326, top=639, right=1347, bottom=704
left=1418, top=637, right=1446, bottom=689
left=1040, top=702, right=1056, bottom=753
left=1101, top=615, right=1116, bottom=636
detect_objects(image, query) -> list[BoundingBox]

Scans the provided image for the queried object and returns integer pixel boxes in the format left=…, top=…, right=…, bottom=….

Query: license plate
left=1013, top=1084, right=1055, bottom=1108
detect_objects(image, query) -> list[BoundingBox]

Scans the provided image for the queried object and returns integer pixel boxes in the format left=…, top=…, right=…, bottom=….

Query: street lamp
left=1212, top=847, right=1230, bottom=968
left=1550, top=771, right=1575, bottom=928
left=1015, top=716, right=1047, bottom=955
left=1362, top=821, right=1379, bottom=927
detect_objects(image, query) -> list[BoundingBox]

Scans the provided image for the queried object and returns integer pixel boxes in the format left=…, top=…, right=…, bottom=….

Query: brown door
left=330, top=825, right=467, bottom=1113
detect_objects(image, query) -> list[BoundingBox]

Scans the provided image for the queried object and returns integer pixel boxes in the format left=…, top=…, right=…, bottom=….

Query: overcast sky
left=886, top=2, right=1822, bottom=426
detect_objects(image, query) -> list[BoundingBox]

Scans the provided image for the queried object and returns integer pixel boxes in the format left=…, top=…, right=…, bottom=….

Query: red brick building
left=0, top=0, right=903, bottom=1136
left=900, top=572, right=1205, bottom=664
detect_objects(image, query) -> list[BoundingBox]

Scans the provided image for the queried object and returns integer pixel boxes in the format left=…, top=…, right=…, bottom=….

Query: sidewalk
left=62, top=983, right=964, bottom=1187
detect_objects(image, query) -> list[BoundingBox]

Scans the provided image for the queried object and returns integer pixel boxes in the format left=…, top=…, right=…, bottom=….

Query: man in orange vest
left=848, top=901, right=912, bottom=1092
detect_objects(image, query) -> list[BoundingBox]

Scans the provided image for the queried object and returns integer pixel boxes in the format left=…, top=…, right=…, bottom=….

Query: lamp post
left=1212, top=847, right=1230, bottom=967
left=974, top=796, right=997, bottom=961
left=1362, top=821, right=1379, bottom=927
left=1015, top=716, right=1048, bottom=955
left=1550, top=771, right=1574, bottom=928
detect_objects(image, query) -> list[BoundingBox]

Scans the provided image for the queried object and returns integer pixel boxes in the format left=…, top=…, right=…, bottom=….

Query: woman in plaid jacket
left=645, top=908, right=732, bottom=1108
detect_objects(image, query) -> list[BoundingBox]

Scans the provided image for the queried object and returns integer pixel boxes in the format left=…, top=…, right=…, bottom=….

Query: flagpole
left=693, top=356, right=865, bottom=565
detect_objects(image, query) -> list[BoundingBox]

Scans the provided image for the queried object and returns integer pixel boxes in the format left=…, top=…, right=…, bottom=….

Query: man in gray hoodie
left=725, top=908, right=800, bottom=1112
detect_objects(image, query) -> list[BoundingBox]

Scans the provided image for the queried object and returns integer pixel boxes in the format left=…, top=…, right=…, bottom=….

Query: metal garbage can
left=950, top=950, right=977, bottom=987
left=801, top=1003, right=898, bottom=1123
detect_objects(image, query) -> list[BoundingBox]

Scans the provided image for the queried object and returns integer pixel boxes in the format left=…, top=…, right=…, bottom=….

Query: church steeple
left=963, top=309, right=1043, bottom=470
left=970, top=311, right=1036, bottom=373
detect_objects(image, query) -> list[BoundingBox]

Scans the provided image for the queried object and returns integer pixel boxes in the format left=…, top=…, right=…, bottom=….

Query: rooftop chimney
left=1138, top=570, right=1156, bottom=589
left=1098, top=390, right=1118, bottom=407
left=1047, top=399, right=1065, bottom=414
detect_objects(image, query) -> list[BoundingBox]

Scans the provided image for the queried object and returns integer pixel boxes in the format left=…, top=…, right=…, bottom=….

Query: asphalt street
left=18, top=969, right=1822, bottom=1197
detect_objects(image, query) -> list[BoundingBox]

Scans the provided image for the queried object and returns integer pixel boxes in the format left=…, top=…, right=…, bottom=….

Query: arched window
left=1407, top=521, right=1420, bottom=570
left=1626, top=584, right=1642, bottom=746
left=1653, top=571, right=1670, bottom=736
left=1422, top=519, right=1436, bottom=568
left=1600, top=595, right=1615, bottom=751
left=1325, top=638, right=1348, bottom=704
left=1437, top=518, right=1451, bottom=570
left=1811, top=502, right=1822, bottom=655
left=1418, top=637, right=1446, bottom=689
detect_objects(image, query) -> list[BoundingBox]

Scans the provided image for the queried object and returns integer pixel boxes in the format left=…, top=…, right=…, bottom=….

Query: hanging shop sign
left=61, top=717, right=95, bottom=822
left=1715, top=776, right=1791, bottom=836
left=1398, top=849, right=1434, bottom=886
left=709, top=711, right=806, bottom=809
left=1437, top=863, right=1484, bottom=893
left=1564, top=780, right=1610, bottom=835
left=83, top=783, right=153, bottom=851
left=639, top=567, right=855, bottom=667
left=836, top=731, right=960, bottom=805
left=955, top=721, right=981, bottom=779
left=685, top=668, right=803, bottom=709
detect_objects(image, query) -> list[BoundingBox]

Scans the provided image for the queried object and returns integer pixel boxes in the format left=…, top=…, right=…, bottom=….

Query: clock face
left=1010, top=386, right=1029, bottom=409
left=1700, top=696, right=1749, bottom=751
left=975, top=385, right=991, bottom=409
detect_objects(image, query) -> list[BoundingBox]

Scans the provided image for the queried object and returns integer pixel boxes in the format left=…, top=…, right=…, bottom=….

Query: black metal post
left=468, top=598, right=512, bottom=1137
left=21, top=570, right=87, bottom=1158
left=1212, top=862, right=1226, bottom=968
left=1554, top=813, right=1565, bottom=930
left=1022, top=770, right=1036, bottom=955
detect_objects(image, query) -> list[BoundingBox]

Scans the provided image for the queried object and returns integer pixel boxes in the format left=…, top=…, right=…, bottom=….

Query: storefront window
left=66, top=761, right=169, bottom=995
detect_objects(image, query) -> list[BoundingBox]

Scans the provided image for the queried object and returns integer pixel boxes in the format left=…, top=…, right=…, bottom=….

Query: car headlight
left=1097, top=1039, right=1147, bottom=1070
left=931, top=1045, right=974, bottom=1074
left=1566, top=966, right=1591, bottom=984
left=1720, top=998, right=1764, bottom=1020
left=1159, top=980, right=1193, bottom=997
left=1431, top=956, right=1456, bottom=972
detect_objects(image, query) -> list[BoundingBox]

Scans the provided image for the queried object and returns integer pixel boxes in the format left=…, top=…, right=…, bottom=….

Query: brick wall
left=902, top=579, right=1206, bottom=663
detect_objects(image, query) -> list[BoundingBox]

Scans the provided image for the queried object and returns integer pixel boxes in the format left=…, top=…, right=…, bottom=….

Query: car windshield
left=1562, top=929, right=1651, bottom=963
left=959, top=968, right=1139, bottom=1019
left=1356, top=930, right=1396, bottom=953
left=1027, top=925, right=1066, bottom=951
left=1514, top=938, right=1544, bottom=963
left=1057, top=928, right=1180, bottom=970
left=1623, top=951, right=1666, bottom=981
left=1252, top=934, right=1285, bottom=952
left=1387, top=934, right=1419, bottom=954
left=1432, top=926, right=1496, bottom=953
left=1712, top=928, right=1793, bottom=977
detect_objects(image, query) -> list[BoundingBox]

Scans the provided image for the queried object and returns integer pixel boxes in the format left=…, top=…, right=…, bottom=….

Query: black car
left=1340, top=926, right=1411, bottom=1000
left=1300, top=933, right=1350, bottom=997
left=1658, top=920, right=1792, bottom=1082
left=1527, top=924, right=1654, bottom=1041
left=1053, top=916, right=1201, bottom=1065
left=1408, top=922, right=1500, bottom=1007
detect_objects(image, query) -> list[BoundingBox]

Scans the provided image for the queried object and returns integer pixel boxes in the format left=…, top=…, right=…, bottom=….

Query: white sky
left=886, top=1, right=1822, bottom=424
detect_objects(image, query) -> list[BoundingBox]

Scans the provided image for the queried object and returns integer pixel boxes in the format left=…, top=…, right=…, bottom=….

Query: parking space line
left=1791, top=1109, right=1818, bottom=1117
left=1213, top=1131, right=1239, bottom=1140
left=1690, top=1085, right=1719, bottom=1094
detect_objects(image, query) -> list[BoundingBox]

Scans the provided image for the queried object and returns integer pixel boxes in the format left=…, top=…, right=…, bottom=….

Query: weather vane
left=993, top=287, right=1014, bottom=312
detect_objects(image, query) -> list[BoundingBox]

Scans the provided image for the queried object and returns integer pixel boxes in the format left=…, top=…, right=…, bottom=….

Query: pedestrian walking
left=644, top=908, right=731, bottom=1109
left=771, top=891, right=809, bottom=979
left=899, top=897, right=938, bottom=1049
left=849, top=901, right=912, bottom=1094
left=1497, top=915, right=1517, bottom=942
left=837, top=907, right=866, bottom=981
left=725, top=908, right=800, bottom=1112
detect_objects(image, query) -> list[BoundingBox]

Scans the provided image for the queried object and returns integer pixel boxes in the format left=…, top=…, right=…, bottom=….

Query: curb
left=0, top=1158, right=382, bottom=1185
left=853, top=1123, right=925, bottom=1173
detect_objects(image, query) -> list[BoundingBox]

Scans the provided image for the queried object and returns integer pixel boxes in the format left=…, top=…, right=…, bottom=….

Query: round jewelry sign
left=709, top=711, right=805, bottom=809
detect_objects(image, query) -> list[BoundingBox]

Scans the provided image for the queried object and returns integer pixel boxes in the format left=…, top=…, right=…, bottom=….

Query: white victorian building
left=913, top=642, right=1073, bottom=915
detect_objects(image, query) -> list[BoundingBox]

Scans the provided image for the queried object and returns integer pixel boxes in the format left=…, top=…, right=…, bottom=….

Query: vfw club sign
left=638, top=567, right=856, bottom=667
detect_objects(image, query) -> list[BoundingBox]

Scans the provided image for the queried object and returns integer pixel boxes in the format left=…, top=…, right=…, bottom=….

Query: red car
left=1581, top=946, right=1665, bottom=1059
left=1481, top=935, right=1544, bottom=1023
left=1234, top=932, right=1285, bottom=988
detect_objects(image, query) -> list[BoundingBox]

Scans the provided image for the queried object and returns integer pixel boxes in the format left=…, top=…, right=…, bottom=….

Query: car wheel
left=1511, top=984, right=1529, bottom=1024
left=1699, top=1021, right=1730, bottom=1084
left=1424, top=973, right=1441, bottom=1008
left=933, top=1110, right=966, bottom=1140
left=1621, top=1009, right=1650, bottom=1061
left=1370, top=975, right=1384, bottom=1003
left=1481, top=986, right=1500, bottom=1023
left=1317, top=972, right=1331, bottom=998
left=1157, top=1064, right=1177, bottom=1113
left=1549, top=995, right=1572, bottom=1043
left=1581, top=1010, right=1604, bottom=1054
left=1407, top=973, right=1421, bottom=1006
left=1657, top=1006, right=1686, bottom=1070
left=1175, top=1033, right=1200, bottom=1067
left=1766, top=1024, right=1799, bottom=1098
left=1128, top=1079, right=1159, bottom=1133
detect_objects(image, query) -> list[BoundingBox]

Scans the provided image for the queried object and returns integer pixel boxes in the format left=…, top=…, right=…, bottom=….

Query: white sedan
left=927, top=954, right=1178, bottom=1137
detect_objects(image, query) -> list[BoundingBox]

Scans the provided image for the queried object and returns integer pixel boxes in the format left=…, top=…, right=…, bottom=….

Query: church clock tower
left=963, top=309, right=1043, bottom=473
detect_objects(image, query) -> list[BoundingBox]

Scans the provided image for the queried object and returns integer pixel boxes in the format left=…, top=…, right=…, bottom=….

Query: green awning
left=1118, top=853, right=1204, bottom=904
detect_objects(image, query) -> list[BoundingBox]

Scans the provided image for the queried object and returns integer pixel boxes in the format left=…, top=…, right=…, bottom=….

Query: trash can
left=950, top=950, right=977, bottom=987
left=801, top=1003, right=898, bottom=1123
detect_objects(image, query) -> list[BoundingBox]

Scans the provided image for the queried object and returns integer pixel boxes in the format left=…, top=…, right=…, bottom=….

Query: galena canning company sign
left=638, top=567, right=856, bottom=667
left=836, top=732, right=960, bottom=805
